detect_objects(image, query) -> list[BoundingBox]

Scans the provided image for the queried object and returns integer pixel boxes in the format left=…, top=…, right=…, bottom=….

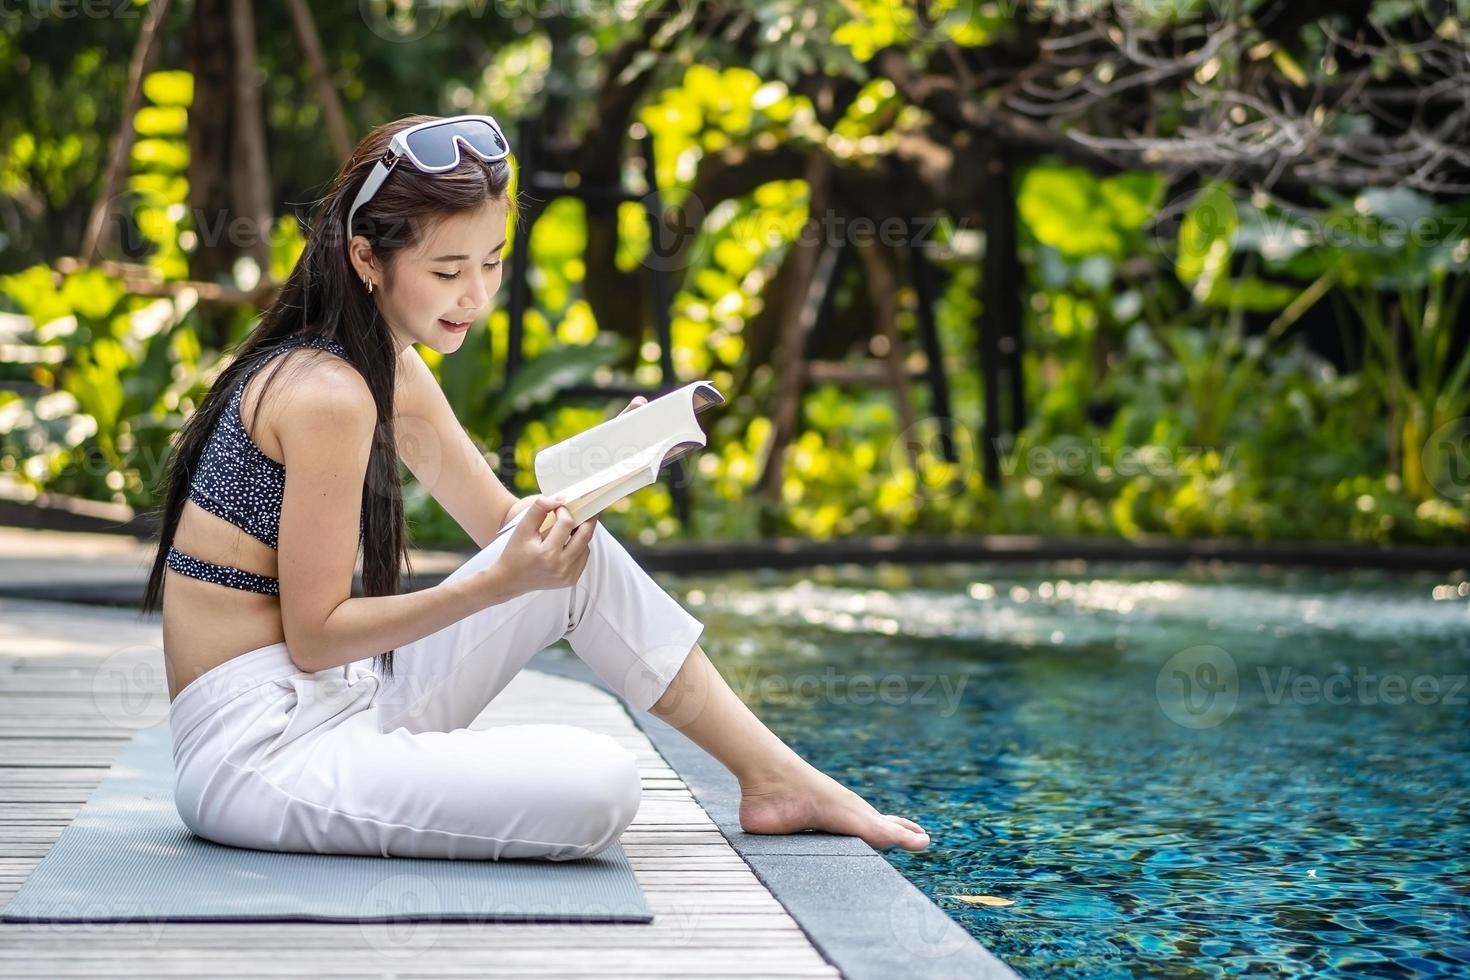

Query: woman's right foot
left=738, top=759, right=931, bottom=851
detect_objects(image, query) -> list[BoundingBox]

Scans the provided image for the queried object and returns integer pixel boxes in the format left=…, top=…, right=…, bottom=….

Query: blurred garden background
left=3, top=0, right=1468, bottom=552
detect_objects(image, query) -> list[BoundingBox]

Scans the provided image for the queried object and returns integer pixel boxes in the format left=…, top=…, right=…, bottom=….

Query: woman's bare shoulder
left=270, top=349, right=376, bottom=446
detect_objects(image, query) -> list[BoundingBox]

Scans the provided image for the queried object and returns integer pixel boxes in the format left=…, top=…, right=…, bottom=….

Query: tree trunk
left=80, top=0, right=173, bottom=264
left=856, top=239, right=921, bottom=474
left=186, top=0, right=237, bottom=349
left=759, top=153, right=836, bottom=501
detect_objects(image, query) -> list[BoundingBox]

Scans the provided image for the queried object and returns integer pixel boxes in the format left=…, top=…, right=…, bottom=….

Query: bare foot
left=739, top=760, right=931, bottom=851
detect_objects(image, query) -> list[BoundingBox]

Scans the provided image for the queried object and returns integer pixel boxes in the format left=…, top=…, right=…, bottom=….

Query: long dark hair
left=142, top=114, right=519, bottom=680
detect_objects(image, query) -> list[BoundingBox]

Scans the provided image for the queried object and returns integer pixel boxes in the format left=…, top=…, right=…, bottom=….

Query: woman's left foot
left=738, top=759, right=930, bottom=851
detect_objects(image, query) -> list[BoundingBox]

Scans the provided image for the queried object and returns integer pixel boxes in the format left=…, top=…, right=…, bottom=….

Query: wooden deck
left=0, top=596, right=840, bottom=978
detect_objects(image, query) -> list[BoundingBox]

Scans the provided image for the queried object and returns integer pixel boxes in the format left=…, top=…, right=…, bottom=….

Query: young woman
left=142, top=113, right=930, bottom=861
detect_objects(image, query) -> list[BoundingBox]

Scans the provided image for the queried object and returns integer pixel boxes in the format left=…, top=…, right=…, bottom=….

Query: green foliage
left=0, top=263, right=210, bottom=507
left=488, top=333, right=630, bottom=430
left=4, top=13, right=1468, bottom=550
left=1012, top=161, right=1468, bottom=544
left=1018, top=165, right=1163, bottom=260
left=125, top=71, right=194, bottom=280
left=1226, top=187, right=1470, bottom=506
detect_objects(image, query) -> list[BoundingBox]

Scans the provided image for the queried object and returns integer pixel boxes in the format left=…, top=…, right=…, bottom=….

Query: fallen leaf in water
left=951, top=895, right=1015, bottom=907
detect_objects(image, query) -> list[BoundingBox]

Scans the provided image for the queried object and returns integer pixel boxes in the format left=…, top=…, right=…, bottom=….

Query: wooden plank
left=0, top=618, right=839, bottom=979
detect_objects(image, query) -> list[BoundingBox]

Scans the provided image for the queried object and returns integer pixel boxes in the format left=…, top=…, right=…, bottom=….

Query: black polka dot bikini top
left=165, top=334, right=365, bottom=596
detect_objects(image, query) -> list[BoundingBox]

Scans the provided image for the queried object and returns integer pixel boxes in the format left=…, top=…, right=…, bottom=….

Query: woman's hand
left=504, top=495, right=535, bottom=525
left=499, top=397, right=644, bottom=529
left=496, top=496, right=597, bottom=595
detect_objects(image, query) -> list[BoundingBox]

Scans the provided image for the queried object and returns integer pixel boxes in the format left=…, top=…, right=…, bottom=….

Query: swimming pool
left=665, top=561, right=1470, bottom=977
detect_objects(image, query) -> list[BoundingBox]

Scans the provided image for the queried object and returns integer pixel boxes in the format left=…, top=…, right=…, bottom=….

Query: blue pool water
left=663, top=561, right=1470, bottom=977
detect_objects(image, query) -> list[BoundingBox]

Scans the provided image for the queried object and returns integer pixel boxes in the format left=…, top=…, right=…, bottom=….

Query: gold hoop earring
left=363, top=276, right=374, bottom=294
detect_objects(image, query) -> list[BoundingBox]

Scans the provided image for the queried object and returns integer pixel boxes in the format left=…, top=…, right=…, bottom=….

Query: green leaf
left=141, top=71, right=193, bottom=108
left=1177, top=185, right=1237, bottom=303
left=486, top=333, right=631, bottom=429
left=63, top=337, right=132, bottom=451
left=1203, top=276, right=1297, bottom=312
left=133, top=105, right=188, bottom=138
left=1099, top=172, right=1164, bottom=231
left=123, top=319, right=179, bottom=415
left=0, top=265, right=69, bottom=327
left=60, top=268, right=125, bottom=322
left=1018, top=165, right=1122, bottom=259
left=131, top=138, right=189, bottom=172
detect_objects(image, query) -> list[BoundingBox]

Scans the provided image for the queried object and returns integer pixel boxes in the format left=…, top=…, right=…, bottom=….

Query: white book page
left=493, top=380, right=723, bottom=539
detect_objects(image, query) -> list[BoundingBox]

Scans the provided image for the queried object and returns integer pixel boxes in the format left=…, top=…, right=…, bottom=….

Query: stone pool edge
left=528, top=651, right=1016, bottom=980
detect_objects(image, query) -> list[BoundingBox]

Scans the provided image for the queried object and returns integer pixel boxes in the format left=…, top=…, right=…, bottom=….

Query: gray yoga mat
left=1, top=722, right=653, bottom=924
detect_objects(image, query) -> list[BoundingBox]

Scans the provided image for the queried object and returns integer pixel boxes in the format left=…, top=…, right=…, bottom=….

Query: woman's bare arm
left=391, top=345, right=640, bottom=547
left=274, top=357, right=521, bottom=673
left=393, top=344, right=518, bottom=548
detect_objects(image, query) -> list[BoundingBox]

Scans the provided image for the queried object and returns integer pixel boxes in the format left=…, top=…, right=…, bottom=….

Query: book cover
left=495, top=379, right=724, bottom=537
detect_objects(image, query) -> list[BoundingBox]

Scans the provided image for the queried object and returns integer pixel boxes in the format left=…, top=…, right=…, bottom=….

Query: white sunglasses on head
left=345, top=114, right=511, bottom=240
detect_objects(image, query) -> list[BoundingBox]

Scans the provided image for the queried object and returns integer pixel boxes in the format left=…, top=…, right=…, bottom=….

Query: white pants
left=169, top=521, right=705, bottom=861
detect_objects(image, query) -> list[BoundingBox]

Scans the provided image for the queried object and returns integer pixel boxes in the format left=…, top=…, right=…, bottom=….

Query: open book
left=495, top=379, right=725, bottom=538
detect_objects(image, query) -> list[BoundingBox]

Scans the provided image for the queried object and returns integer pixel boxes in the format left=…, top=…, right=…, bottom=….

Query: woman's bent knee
left=602, top=736, right=643, bottom=828
left=542, top=730, right=641, bottom=859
